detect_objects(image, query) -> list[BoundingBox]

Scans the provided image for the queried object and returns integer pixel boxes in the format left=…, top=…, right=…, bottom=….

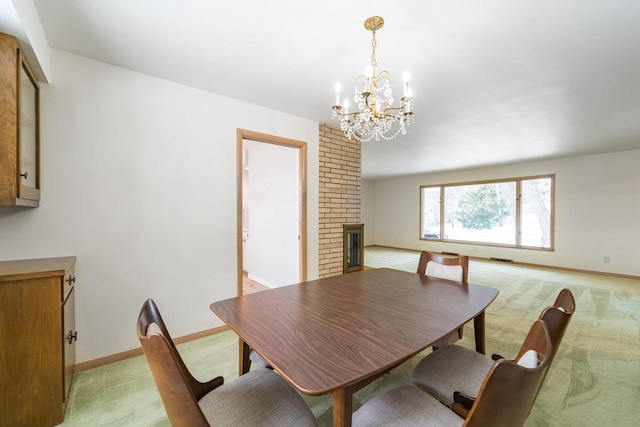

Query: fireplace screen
left=343, top=224, right=364, bottom=273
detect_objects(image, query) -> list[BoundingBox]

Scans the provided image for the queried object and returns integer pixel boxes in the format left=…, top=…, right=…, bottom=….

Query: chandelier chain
left=371, top=29, right=377, bottom=69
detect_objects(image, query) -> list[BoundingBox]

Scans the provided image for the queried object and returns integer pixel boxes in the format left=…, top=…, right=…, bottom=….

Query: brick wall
left=318, top=124, right=361, bottom=278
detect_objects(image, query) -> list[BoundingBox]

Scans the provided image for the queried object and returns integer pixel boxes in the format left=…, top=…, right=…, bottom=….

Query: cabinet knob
left=67, top=330, right=78, bottom=345
left=20, top=172, right=28, bottom=179
left=66, top=276, right=76, bottom=284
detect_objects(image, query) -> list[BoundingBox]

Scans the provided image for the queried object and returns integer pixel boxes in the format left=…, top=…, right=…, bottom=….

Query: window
left=420, top=175, right=554, bottom=249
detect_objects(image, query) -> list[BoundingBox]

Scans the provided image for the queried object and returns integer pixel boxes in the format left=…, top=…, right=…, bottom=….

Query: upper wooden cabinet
left=0, top=32, right=40, bottom=207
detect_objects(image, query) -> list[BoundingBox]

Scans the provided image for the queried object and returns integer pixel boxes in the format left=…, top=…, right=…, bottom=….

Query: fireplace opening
left=343, top=223, right=364, bottom=273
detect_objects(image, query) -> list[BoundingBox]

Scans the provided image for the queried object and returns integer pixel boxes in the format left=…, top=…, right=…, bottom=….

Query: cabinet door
left=0, top=276, right=61, bottom=426
left=18, top=56, right=40, bottom=201
left=63, top=287, right=76, bottom=405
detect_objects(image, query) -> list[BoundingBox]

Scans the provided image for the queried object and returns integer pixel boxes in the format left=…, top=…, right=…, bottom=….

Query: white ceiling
left=21, top=1, right=640, bottom=178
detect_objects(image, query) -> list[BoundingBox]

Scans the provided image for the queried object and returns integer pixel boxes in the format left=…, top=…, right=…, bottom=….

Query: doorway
left=237, top=129, right=307, bottom=296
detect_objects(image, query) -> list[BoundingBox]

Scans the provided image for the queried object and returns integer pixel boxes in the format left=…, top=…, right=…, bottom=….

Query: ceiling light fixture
left=332, top=16, right=414, bottom=142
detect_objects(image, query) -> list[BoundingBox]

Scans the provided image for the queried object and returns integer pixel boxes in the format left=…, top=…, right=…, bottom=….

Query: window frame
left=419, top=174, right=555, bottom=250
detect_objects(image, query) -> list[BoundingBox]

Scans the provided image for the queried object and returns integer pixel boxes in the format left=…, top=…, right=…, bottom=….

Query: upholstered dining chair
left=137, top=299, right=316, bottom=427
left=352, top=319, right=553, bottom=427
left=417, top=251, right=470, bottom=349
left=411, top=288, right=575, bottom=409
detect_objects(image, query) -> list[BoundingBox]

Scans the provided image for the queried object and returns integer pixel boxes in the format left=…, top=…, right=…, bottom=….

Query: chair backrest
left=529, top=288, right=575, bottom=404
left=417, top=251, right=469, bottom=283
left=464, top=319, right=553, bottom=427
left=137, top=299, right=221, bottom=427
left=539, top=288, right=575, bottom=359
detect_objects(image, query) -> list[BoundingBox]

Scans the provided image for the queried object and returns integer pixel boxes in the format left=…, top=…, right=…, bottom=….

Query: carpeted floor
left=60, top=246, right=640, bottom=426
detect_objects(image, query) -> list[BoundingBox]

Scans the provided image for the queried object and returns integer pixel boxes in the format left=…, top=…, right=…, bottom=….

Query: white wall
left=0, top=50, right=319, bottom=363
left=365, top=150, right=640, bottom=277
left=0, top=0, right=50, bottom=80
left=362, top=179, right=376, bottom=246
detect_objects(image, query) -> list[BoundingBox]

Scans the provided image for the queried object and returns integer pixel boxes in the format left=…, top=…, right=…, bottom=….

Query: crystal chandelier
left=332, top=16, right=414, bottom=142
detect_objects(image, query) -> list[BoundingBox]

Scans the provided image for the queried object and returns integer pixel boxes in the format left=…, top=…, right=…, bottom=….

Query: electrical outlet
left=603, top=256, right=610, bottom=263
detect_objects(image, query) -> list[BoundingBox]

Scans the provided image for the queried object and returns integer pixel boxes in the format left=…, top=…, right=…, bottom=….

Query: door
left=237, top=130, right=307, bottom=295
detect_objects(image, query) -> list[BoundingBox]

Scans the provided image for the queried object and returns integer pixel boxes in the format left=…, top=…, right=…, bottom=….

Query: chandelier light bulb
left=365, top=64, right=373, bottom=78
left=334, top=82, right=342, bottom=106
left=403, top=70, right=410, bottom=97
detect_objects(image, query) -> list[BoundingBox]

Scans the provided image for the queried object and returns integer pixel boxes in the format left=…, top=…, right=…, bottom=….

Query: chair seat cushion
left=352, top=385, right=464, bottom=427
left=411, top=344, right=494, bottom=406
left=249, top=350, right=272, bottom=368
left=199, top=368, right=316, bottom=427
left=431, top=329, right=462, bottom=349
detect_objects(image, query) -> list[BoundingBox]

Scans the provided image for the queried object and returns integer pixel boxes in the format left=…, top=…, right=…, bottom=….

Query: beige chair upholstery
left=137, top=299, right=316, bottom=427
left=411, top=288, right=575, bottom=408
left=249, top=349, right=272, bottom=369
left=412, top=344, right=493, bottom=407
left=353, top=385, right=465, bottom=427
left=417, top=251, right=470, bottom=349
left=354, top=319, right=553, bottom=427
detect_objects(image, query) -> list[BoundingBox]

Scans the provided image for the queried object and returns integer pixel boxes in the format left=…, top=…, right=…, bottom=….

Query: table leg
left=474, top=310, right=486, bottom=354
left=333, top=388, right=353, bottom=427
left=239, top=339, right=251, bottom=376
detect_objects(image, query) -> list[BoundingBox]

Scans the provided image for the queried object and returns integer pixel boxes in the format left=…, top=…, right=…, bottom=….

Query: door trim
left=237, top=129, right=307, bottom=296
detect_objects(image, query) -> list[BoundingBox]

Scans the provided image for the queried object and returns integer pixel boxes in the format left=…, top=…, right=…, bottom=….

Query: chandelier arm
left=335, top=111, right=362, bottom=119
left=379, top=105, right=406, bottom=113
left=375, top=70, right=392, bottom=84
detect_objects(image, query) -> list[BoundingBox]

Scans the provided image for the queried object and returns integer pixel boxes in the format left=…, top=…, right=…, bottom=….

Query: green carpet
left=61, top=247, right=640, bottom=426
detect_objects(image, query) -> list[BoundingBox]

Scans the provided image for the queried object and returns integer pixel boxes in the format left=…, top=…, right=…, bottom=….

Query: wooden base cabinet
left=0, top=257, right=76, bottom=427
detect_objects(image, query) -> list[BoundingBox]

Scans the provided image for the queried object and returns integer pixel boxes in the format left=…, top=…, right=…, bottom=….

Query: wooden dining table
left=210, top=268, right=499, bottom=427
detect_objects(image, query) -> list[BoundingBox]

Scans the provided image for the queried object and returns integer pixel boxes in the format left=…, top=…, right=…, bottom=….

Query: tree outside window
left=420, top=175, right=553, bottom=249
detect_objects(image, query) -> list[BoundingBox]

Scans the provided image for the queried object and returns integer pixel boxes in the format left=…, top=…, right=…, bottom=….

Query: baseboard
left=506, top=259, right=640, bottom=280
left=369, top=245, right=640, bottom=280
left=74, top=325, right=230, bottom=372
